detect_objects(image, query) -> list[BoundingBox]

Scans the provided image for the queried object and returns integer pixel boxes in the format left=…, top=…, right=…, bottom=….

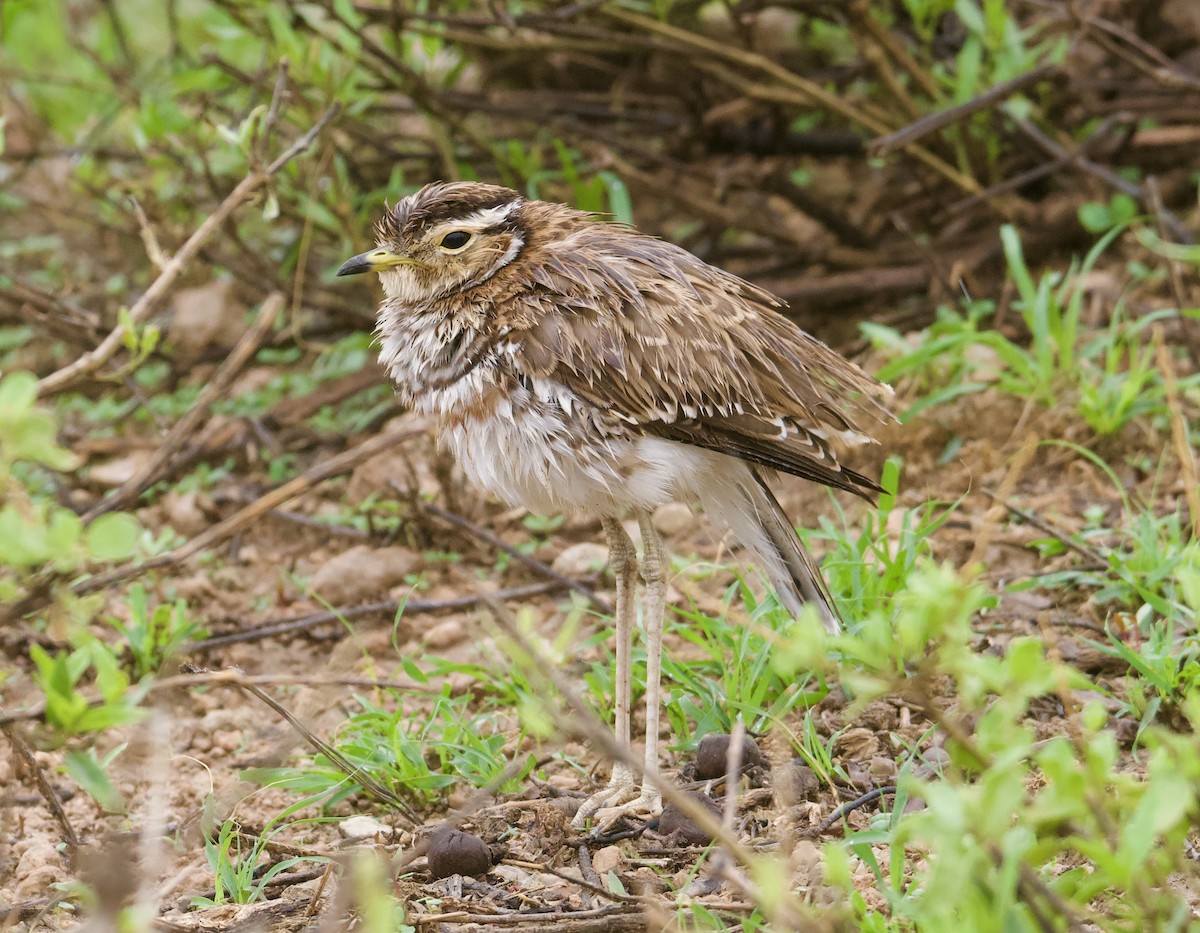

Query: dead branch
left=83, top=292, right=285, bottom=522
left=36, top=103, right=339, bottom=396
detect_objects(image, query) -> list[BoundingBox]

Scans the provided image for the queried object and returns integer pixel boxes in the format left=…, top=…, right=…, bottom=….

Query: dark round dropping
left=658, top=794, right=722, bottom=845
left=426, top=825, right=492, bottom=879
left=776, top=759, right=821, bottom=804
left=694, top=733, right=766, bottom=780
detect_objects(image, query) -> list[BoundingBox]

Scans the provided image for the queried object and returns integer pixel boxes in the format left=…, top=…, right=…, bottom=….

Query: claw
left=571, top=779, right=662, bottom=832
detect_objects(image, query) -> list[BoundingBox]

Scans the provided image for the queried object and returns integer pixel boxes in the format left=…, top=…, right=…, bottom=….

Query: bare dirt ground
left=3, top=8, right=1198, bottom=919
left=2, top=312, right=1186, bottom=928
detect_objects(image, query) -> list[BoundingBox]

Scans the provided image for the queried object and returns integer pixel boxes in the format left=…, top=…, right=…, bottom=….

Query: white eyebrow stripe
left=443, top=201, right=520, bottom=230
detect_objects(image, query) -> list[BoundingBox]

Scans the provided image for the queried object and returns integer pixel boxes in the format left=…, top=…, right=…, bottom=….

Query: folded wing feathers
left=515, top=221, right=895, bottom=498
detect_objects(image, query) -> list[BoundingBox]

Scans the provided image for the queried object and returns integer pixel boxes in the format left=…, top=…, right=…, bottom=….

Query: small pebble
left=590, top=844, right=625, bottom=877
left=651, top=502, right=696, bottom=537
left=551, top=541, right=609, bottom=578
left=423, top=618, right=467, bottom=649
left=338, top=815, right=389, bottom=841
left=775, top=759, right=821, bottom=804
left=658, top=794, right=721, bottom=845
left=426, top=825, right=491, bottom=879
left=694, top=733, right=766, bottom=780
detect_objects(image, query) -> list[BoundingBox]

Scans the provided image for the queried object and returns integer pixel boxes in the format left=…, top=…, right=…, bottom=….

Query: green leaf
left=7, top=409, right=78, bottom=469
left=65, top=749, right=126, bottom=812
left=0, top=370, right=37, bottom=415
left=85, top=512, right=141, bottom=561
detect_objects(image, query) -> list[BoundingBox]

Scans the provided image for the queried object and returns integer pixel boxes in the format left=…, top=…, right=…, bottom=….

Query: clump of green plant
left=865, top=225, right=1198, bottom=435
left=656, top=595, right=829, bottom=745
left=774, top=561, right=1200, bottom=929
left=194, top=799, right=330, bottom=908
left=1025, top=441, right=1199, bottom=622
left=812, top=458, right=962, bottom=622
left=0, top=371, right=167, bottom=814
left=0, top=372, right=141, bottom=614
left=106, top=584, right=205, bottom=679
left=245, top=686, right=534, bottom=809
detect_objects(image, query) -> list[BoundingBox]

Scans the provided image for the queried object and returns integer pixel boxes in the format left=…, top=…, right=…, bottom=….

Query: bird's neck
left=376, top=300, right=500, bottom=406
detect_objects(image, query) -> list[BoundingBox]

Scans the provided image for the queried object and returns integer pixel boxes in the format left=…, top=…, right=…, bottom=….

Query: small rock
left=551, top=542, right=609, bottom=578
left=683, top=875, right=724, bottom=897
left=338, top=816, right=389, bottom=841
left=345, top=413, right=435, bottom=503
left=775, top=760, right=821, bottom=804
left=168, top=278, right=243, bottom=364
left=789, top=839, right=823, bottom=881
left=426, top=825, right=491, bottom=879
left=652, top=503, right=696, bottom=538
left=911, top=746, right=951, bottom=779
left=161, top=490, right=210, bottom=537
left=658, top=794, right=721, bottom=845
left=309, top=545, right=420, bottom=604
left=694, top=733, right=767, bottom=780
left=628, top=866, right=668, bottom=896
left=834, top=727, right=878, bottom=759
left=89, top=450, right=155, bottom=487
left=590, top=844, right=625, bottom=877
left=845, top=762, right=873, bottom=789
left=423, top=618, right=467, bottom=650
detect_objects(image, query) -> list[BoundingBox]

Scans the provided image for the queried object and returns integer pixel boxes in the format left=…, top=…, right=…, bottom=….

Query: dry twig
left=83, top=292, right=285, bottom=522
left=36, top=103, right=339, bottom=396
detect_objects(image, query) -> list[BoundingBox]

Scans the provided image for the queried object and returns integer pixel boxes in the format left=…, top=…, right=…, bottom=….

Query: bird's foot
left=571, top=778, right=662, bottom=833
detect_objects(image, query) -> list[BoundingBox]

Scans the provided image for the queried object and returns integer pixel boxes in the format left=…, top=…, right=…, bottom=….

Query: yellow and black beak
left=336, top=248, right=415, bottom=277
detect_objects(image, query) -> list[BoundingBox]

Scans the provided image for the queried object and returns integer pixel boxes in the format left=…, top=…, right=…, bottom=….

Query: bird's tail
left=696, top=466, right=842, bottom=634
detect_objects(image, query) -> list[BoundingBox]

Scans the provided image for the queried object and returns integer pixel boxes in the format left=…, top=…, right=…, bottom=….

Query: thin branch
left=37, top=103, right=339, bottom=396
left=2, top=724, right=80, bottom=849
left=403, top=489, right=612, bottom=615
left=870, top=63, right=1058, bottom=156
left=84, top=292, right=285, bottom=522
left=190, top=579, right=583, bottom=650
left=811, top=786, right=898, bottom=836
left=184, top=663, right=420, bottom=824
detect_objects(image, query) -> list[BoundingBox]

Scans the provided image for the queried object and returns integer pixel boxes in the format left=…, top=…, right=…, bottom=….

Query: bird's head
left=337, top=181, right=527, bottom=305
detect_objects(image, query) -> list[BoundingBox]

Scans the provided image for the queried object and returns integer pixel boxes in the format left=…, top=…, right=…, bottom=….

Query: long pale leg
left=630, top=511, right=666, bottom=814
left=572, top=517, right=639, bottom=827
left=575, top=512, right=667, bottom=830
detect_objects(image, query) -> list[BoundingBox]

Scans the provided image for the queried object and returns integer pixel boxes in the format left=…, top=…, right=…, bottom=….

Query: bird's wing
left=512, top=226, right=896, bottom=500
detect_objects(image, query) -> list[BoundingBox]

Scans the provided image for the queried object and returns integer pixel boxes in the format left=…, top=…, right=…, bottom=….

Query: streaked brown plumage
left=338, top=181, right=895, bottom=827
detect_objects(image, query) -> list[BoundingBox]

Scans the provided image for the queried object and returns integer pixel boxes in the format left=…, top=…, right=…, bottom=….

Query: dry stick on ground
left=806, top=786, right=898, bottom=838
left=1153, top=326, right=1200, bottom=541
left=603, top=6, right=982, bottom=198
left=982, top=489, right=1109, bottom=570
left=36, top=102, right=340, bottom=397
left=2, top=724, right=80, bottom=850
left=0, top=670, right=460, bottom=729
left=75, top=422, right=424, bottom=597
left=83, top=292, right=285, bottom=522
left=869, top=62, right=1058, bottom=156
left=395, top=482, right=613, bottom=615
left=0, top=422, right=423, bottom=624
left=482, top=599, right=809, bottom=930
left=1014, top=116, right=1190, bottom=242
left=180, top=663, right=421, bottom=825
left=191, top=579, right=581, bottom=651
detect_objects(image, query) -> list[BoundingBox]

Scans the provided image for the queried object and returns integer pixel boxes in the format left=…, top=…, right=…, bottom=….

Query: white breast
left=436, top=380, right=718, bottom=518
left=376, top=301, right=726, bottom=518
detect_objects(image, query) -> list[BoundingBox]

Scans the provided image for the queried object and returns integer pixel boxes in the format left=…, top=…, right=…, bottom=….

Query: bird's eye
left=439, top=231, right=472, bottom=250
